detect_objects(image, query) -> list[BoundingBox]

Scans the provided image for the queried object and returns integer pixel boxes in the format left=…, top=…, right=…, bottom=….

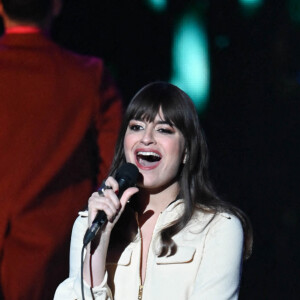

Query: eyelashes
left=157, top=128, right=174, bottom=134
left=128, top=124, right=143, bottom=131
left=128, top=123, right=175, bottom=135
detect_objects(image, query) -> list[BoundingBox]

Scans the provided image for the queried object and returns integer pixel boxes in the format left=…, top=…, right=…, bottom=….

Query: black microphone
left=83, top=163, right=139, bottom=246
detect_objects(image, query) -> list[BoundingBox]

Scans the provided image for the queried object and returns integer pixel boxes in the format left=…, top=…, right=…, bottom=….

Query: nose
left=141, top=127, right=155, bottom=145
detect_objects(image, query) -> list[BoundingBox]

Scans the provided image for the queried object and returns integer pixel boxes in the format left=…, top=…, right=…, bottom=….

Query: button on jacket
left=55, top=200, right=244, bottom=300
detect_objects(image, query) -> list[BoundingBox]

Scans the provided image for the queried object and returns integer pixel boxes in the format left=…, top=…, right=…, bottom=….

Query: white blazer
left=54, top=200, right=244, bottom=300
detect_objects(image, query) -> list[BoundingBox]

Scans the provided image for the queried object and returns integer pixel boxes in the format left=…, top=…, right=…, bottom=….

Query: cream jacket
left=54, top=200, right=244, bottom=300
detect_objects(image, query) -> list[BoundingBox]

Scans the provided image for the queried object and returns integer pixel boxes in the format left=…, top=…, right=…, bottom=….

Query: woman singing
left=55, top=81, right=252, bottom=299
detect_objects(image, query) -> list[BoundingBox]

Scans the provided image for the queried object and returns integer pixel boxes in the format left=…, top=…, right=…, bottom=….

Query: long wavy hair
left=109, top=81, right=252, bottom=260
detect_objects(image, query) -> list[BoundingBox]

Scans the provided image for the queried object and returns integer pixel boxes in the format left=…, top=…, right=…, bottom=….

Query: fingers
left=88, top=177, right=139, bottom=227
left=119, top=187, right=139, bottom=208
left=104, top=176, right=139, bottom=208
left=104, top=177, right=119, bottom=194
left=88, top=191, right=119, bottom=224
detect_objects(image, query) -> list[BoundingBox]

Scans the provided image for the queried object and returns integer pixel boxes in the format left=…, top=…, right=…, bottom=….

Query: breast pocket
left=107, top=247, right=133, bottom=266
left=156, top=246, right=196, bottom=264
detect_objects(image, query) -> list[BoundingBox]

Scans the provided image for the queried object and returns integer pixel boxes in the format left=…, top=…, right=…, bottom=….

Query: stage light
left=239, top=0, right=263, bottom=16
left=170, top=12, right=210, bottom=113
left=239, top=0, right=263, bottom=6
left=145, top=0, right=167, bottom=12
left=288, top=0, right=300, bottom=23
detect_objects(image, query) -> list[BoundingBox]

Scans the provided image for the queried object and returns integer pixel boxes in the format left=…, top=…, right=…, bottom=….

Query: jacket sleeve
left=95, top=64, right=123, bottom=183
left=54, top=213, right=113, bottom=300
left=190, top=214, right=244, bottom=300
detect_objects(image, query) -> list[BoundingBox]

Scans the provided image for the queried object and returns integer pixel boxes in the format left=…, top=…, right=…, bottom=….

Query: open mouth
left=136, top=151, right=161, bottom=168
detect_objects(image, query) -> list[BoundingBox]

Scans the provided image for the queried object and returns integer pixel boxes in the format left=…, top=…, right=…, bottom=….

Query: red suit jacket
left=0, top=32, right=122, bottom=300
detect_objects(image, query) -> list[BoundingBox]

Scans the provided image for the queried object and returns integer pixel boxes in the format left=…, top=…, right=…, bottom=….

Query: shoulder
left=214, top=212, right=243, bottom=230
left=45, top=38, right=105, bottom=75
left=187, top=210, right=245, bottom=265
left=59, top=48, right=104, bottom=72
left=63, top=49, right=103, bottom=68
left=191, top=210, right=244, bottom=241
left=212, top=213, right=244, bottom=241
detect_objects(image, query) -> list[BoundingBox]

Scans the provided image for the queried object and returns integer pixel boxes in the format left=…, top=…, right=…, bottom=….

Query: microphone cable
left=80, top=163, right=139, bottom=299
left=81, top=243, right=86, bottom=300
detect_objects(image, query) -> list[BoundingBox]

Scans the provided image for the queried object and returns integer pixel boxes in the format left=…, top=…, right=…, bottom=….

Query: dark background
left=2, top=0, right=299, bottom=298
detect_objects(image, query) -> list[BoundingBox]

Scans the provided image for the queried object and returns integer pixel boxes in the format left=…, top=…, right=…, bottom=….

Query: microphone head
left=115, top=163, right=139, bottom=187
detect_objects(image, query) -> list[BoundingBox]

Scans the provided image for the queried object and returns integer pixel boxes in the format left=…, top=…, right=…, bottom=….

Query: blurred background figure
left=0, top=0, right=122, bottom=299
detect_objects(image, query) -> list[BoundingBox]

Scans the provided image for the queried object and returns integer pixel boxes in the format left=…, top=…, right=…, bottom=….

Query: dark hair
left=2, top=0, right=53, bottom=24
left=110, top=81, right=252, bottom=260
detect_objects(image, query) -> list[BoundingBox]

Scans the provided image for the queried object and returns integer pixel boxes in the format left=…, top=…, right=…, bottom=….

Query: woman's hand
left=83, top=177, right=138, bottom=286
left=87, top=176, right=139, bottom=237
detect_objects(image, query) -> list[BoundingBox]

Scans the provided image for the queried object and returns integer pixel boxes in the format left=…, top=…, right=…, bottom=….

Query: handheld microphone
left=83, top=163, right=139, bottom=246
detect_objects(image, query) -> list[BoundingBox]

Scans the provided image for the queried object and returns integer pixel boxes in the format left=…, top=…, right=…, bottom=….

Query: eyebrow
left=156, top=120, right=174, bottom=127
left=130, top=118, right=174, bottom=126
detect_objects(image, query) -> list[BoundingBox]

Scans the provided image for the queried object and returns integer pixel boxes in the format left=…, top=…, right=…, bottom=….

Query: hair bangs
left=126, top=89, right=163, bottom=123
left=127, top=82, right=191, bottom=129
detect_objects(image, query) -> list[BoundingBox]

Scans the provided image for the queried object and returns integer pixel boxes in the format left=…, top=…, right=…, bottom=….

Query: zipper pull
left=138, top=285, right=144, bottom=300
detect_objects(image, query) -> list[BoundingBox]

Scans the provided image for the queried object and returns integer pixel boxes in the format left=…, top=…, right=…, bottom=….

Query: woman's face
left=124, top=109, right=186, bottom=192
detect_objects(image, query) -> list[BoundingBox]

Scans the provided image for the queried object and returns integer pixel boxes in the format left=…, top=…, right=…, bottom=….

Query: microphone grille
left=116, top=163, right=139, bottom=186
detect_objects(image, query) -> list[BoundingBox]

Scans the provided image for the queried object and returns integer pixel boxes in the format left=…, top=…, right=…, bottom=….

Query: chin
left=137, top=179, right=159, bottom=190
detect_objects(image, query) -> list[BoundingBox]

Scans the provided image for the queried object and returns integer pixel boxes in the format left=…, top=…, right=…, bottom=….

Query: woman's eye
left=158, top=128, right=173, bottom=134
left=129, top=124, right=143, bottom=131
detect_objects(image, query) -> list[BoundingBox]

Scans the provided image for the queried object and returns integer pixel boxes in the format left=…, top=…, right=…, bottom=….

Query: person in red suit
left=0, top=0, right=123, bottom=299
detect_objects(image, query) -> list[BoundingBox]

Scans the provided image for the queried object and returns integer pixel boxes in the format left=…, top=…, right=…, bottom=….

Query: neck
left=136, top=181, right=180, bottom=215
left=6, top=20, right=40, bottom=29
left=2, top=13, right=41, bottom=28
left=1, top=11, right=51, bottom=31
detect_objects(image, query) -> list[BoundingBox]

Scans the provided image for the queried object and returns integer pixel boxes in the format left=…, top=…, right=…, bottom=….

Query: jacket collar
left=0, top=31, right=53, bottom=48
left=5, top=25, right=42, bottom=34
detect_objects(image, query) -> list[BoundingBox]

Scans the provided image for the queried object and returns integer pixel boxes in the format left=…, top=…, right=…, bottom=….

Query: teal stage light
left=145, top=0, right=167, bottom=12
left=170, top=12, right=210, bottom=113
left=288, top=0, right=300, bottom=23
left=239, top=0, right=263, bottom=6
left=239, top=0, right=263, bottom=16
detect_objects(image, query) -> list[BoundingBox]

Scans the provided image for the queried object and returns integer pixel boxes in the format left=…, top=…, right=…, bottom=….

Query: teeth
left=137, top=151, right=160, bottom=158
